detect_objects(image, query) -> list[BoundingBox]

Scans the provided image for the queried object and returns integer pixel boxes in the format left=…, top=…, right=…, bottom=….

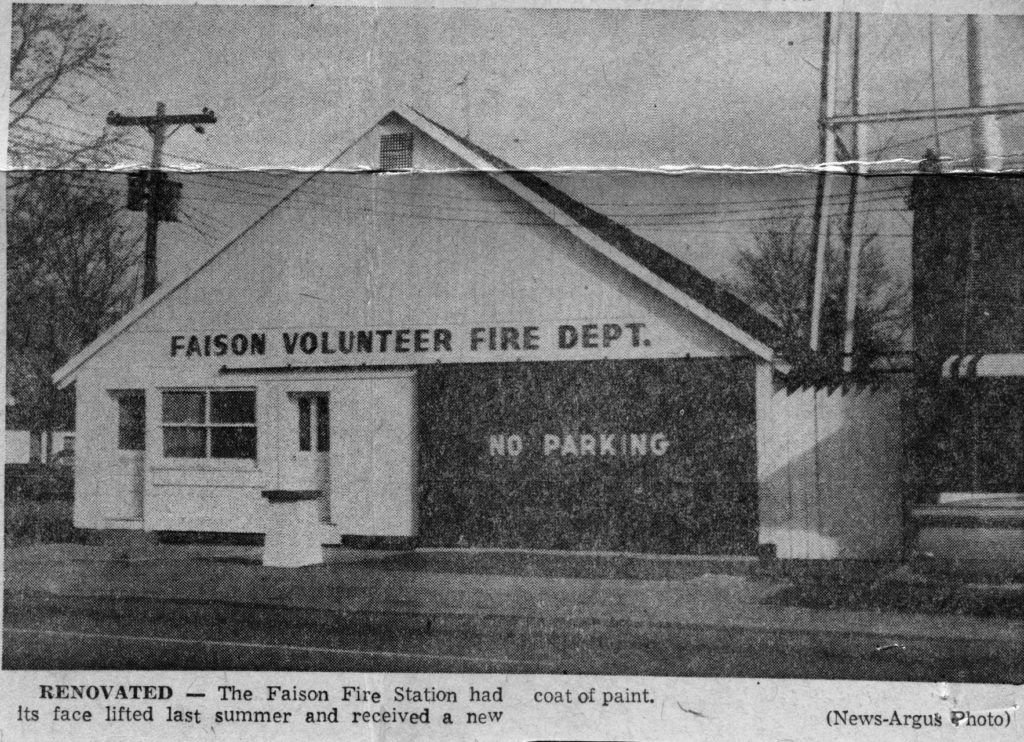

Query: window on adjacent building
left=29, top=431, right=42, bottom=463
left=116, top=391, right=146, bottom=451
left=162, top=389, right=257, bottom=459
left=380, top=132, right=414, bottom=171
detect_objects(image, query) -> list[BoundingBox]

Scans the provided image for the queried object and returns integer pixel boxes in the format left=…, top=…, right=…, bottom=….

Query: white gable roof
left=54, top=104, right=785, bottom=387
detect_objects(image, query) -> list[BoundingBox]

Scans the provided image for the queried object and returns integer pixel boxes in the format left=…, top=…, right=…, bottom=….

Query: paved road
left=5, top=591, right=1021, bottom=681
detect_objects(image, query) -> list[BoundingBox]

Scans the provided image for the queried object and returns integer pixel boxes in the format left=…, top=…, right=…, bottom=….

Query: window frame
left=160, top=387, right=258, bottom=462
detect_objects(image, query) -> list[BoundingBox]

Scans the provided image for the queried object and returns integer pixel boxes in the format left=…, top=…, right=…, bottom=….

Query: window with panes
left=161, top=389, right=257, bottom=459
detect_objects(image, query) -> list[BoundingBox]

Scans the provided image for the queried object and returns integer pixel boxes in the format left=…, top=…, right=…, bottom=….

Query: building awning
left=942, top=354, right=1024, bottom=379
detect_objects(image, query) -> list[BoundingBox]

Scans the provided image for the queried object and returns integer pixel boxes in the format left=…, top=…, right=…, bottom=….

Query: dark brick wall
left=416, top=358, right=758, bottom=554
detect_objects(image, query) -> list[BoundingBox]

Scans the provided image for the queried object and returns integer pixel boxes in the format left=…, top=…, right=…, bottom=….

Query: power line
left=186, top=175, right=912, bottom=222
left=178, top=205, right=224, bottom=238
left=112, top=129, right=380, bottom=325
left=177, top=207, right=221, bottom=245
left=870, top=122, right=973, bottom=156
left=15, top=145, right=914, bottom=235
left=190, top=170, right=912, bottom=225
left=177, top=183, right=912, bottom=230
left=873, top=17, right=967, bottom=158
left=208, top=167, right=911, bottom=214
left=184, top=203, right=236, bottom=234
left=22, top=109, right=915, bottom=215
left=22, top=106, right=919, bottom=209
left=176, top=190, right=912, bottom=238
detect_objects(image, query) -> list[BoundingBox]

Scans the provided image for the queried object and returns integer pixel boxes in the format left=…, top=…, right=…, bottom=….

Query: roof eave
left=398, top=105, right=781, bottom=365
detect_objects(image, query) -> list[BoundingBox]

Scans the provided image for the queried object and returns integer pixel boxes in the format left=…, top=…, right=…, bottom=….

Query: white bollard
left=261, top=491, right=325, bottom=568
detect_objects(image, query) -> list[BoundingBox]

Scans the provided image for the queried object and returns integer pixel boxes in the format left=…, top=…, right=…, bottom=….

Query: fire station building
left=56, top=106, right=877, bottom=558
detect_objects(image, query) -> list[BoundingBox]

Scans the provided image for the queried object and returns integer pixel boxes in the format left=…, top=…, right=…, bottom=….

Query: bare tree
left=7, top=5, right=140, bottom=431
left=9, top=174, right=139, bottom=346
left=9, top=3, right=124, bottom=171
left=8, top=172, right=141, bottom=430
left=734, top=214, right=909, bottom=378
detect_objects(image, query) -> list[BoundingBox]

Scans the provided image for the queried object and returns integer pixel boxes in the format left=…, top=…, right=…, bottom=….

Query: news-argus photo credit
left=4, top=0, right=1024, bottom=710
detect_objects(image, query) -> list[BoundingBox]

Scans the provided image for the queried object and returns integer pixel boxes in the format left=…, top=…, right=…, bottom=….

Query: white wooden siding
left=330, top=374, right=416, bottom=536
left=759, top=379, right=909, bottom=560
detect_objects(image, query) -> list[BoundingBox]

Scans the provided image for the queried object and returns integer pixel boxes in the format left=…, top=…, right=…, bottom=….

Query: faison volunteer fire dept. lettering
left=281, top=329, right=454, bottom=355
left=170, top=333, right=267, bottom=357
left=168, top=322, right=652, bottom=359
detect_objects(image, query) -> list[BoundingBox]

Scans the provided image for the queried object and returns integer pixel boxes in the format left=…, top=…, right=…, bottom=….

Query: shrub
left=4, top=497, right=88, bottom=544
left=5, top=463, right=74, bottom=501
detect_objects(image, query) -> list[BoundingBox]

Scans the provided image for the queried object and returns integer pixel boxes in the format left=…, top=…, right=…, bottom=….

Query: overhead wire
left=204, top=167, right=912, bottom=215
left=24, top=107, right=914, bottom=208
left=177, top=206, right=221, bottom=245
left=174, top=182, right=912, bottom=231
left=177, top=205, right=225, bottom=241
left=188, top=168, right=913, bottom=225
left=17, top=130, right=914, bottom=242
left=21, top=109, right=915, bottom=217
left=18, top=110, right=917, bottom=264
left=175, top=187, right=913, bottom=240
left=873, top=16, right=967, bottom=158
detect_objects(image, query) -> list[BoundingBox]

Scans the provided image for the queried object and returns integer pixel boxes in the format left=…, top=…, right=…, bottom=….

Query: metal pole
left=825, top=101, right=1024, bottom=127
left=809, top=13, right=836, bottom=353
left=966, top=15, right=1003, bottom=171
left=842, top=14, right=867, bottom=374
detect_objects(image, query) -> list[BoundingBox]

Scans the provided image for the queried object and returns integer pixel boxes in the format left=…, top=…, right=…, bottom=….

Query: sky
left=17, top=6, right=1024, bottom=302
left=55, top=6, right=1024, bottom=171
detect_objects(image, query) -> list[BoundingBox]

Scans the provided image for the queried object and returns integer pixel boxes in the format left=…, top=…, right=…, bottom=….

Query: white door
left=283, top=393, right=331, bottom=523
left=330, top=374, right=416, bottom=536
left=101, top=391, right=145, bottom=521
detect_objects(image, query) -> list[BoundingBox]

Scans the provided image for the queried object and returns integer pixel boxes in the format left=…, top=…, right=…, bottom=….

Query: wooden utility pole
left=841, top=13, right=867, bottom=374
left=107, top=102, right=217, bottom=297
left=808, top=12, right=836, bottom=353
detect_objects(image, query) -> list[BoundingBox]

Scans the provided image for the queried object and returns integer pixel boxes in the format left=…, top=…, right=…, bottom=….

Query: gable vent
left=380, top=132, right=414, bottom=171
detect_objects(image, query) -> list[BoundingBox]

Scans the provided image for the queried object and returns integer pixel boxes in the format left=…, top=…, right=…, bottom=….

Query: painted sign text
left=488, top=432, right=670, bottom=457
left=169, top=322, right=652, bottom=359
